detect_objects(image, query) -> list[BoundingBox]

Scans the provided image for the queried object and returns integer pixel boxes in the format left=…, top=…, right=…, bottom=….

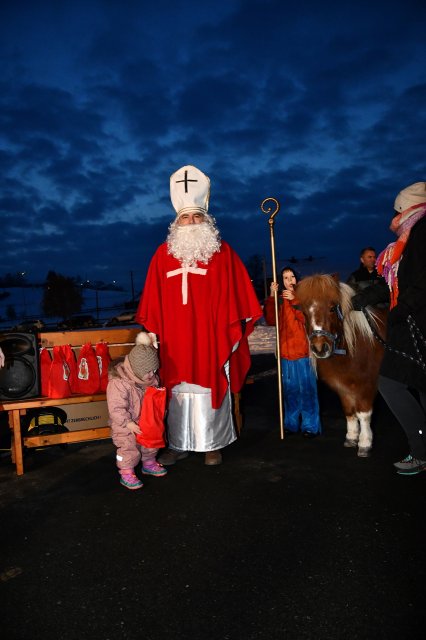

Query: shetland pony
left=296, top=274, right=386, bottom=456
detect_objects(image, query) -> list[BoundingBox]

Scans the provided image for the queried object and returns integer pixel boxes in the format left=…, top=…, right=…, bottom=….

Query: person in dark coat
left=352, top=182, right=426, bottom=475
left=347, top=246, right=381, bottom=292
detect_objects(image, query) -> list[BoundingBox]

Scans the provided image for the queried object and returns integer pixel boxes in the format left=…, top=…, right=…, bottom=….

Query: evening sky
left=1, top=0, right=425, bottom=292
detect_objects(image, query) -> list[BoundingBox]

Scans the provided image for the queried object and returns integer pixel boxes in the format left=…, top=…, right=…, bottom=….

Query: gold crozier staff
left=261, top=197, right=284, bottom=439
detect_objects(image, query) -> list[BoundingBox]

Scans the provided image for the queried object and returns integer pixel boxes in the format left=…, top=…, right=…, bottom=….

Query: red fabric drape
left=136, top=386, right=167, bottom=448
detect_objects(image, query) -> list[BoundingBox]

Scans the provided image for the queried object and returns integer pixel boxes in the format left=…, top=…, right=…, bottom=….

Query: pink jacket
left=106, top=356, right=159, bottom=433
left=107, top=356, right=160, bottom=469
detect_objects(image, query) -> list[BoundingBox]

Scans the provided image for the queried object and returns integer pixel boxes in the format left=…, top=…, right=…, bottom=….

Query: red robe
left=136, top=241, right=262, bottom=409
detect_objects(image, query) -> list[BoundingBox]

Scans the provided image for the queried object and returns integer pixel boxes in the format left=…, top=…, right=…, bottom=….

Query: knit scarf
left=376, top=203, right=426, bottom=308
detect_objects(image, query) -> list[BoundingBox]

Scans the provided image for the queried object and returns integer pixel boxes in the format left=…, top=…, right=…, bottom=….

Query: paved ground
left=0, top=355, right=425, bottom=640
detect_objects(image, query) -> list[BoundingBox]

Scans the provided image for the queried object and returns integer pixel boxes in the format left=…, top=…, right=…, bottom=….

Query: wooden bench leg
left=9, top=409, right=25, bottom=476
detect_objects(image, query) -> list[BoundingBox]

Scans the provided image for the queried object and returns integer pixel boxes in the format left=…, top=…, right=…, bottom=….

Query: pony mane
left=297, top=274, right=376, bottom=356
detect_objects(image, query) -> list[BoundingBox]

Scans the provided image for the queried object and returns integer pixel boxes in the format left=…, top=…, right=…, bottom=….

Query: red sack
left=75, top=342, right=100, bottom=394
left=48, top=346, right=71, bottom=399
left=95, top=342, right=111, bottom=392
left=39, top=347, right=52, bottom=397
left=61, top=344, right=78, bottom=393
left=136, top=387, right=167, bottom=448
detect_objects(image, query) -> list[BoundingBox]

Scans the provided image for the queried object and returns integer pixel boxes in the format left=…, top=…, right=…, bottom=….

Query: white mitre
left=170, top=165, right=210, bottom=217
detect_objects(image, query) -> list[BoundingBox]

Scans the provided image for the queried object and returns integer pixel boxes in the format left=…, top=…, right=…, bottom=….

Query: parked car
left=103, top=310, right=137, bottom=326
left=58, top=315, right=97, bottom=330
left=12, top=318, right=46, bottom=332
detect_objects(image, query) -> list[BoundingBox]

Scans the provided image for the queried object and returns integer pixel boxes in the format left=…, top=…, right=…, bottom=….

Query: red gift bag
left=39, top=347, right=52, bottom=397
left=95, top=342, right=111, bottom=392
left=136, top=387, right=167, bottom=448
left=48, top=346, right=71, bottom=398
left=75, top=342, right=100, bottom=394
left=61, top=344, right=78, bottom=393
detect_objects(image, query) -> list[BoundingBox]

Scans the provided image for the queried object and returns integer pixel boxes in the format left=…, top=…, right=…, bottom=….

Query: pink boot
left=119, top=469, right=143, bottom=490
left=142, top=459, right=168, bottom=477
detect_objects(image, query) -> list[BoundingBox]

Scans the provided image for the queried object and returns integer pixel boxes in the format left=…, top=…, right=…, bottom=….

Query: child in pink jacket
left=107, top=331, right=167, bottom=490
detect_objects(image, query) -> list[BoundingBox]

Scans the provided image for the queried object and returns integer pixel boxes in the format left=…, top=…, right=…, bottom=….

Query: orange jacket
left=263, top=295, right=309, bottom=360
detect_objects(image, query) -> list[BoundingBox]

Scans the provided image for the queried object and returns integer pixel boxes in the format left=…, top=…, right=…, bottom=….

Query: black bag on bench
left=21, top=407, right=69, bottom=437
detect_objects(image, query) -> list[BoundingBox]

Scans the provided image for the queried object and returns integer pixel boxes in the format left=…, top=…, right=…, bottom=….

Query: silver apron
left=167, top=363, right=236, bottom=452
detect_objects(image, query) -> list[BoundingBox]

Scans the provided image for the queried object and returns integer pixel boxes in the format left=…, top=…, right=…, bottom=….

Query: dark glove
left=390, top=303, right=409, bottom=324
left=352, top=279, right=390, bottom=310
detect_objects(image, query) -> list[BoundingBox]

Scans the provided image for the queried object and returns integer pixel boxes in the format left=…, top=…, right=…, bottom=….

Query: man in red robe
left=136, top=165, right=262, bottom=465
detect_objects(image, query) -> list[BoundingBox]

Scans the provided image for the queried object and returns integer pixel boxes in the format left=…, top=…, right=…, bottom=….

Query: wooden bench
left=1, top=327, right=140, bottom=476
left=1, top=327, right=245, bottom=476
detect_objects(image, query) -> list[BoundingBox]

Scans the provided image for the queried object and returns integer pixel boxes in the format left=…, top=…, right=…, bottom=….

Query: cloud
left=0, top=0, right=424, bottom=293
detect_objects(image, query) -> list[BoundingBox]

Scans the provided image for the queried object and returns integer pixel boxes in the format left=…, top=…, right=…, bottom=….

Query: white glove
left=126, top=420, right=141, bottom=435
left=0, top=347, right=4, bottom=368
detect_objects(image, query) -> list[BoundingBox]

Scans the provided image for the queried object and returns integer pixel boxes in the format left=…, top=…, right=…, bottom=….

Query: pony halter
left=308, top=304, right=347, bottom=356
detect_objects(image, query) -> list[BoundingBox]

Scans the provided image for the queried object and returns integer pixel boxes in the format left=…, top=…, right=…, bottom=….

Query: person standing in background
left=347, top=247, right=383, bottom=293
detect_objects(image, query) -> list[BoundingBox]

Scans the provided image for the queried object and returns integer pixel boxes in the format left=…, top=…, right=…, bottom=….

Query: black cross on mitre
left=175, top=169, right=198, bottom=193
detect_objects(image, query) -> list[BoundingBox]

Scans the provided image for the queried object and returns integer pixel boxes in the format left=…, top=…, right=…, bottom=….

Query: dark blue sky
left=1, top=0, right=425, bottom=292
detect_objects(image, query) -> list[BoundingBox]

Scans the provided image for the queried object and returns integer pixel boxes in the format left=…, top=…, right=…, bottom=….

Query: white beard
left=167, top=219, right=221, bottom=267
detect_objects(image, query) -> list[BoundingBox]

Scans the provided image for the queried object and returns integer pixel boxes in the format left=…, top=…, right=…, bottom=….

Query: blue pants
left=281, top=357, right=321, bottom=434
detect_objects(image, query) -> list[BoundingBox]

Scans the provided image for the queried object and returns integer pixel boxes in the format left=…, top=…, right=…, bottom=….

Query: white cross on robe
left=166, top=265, right=207, bottom=304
